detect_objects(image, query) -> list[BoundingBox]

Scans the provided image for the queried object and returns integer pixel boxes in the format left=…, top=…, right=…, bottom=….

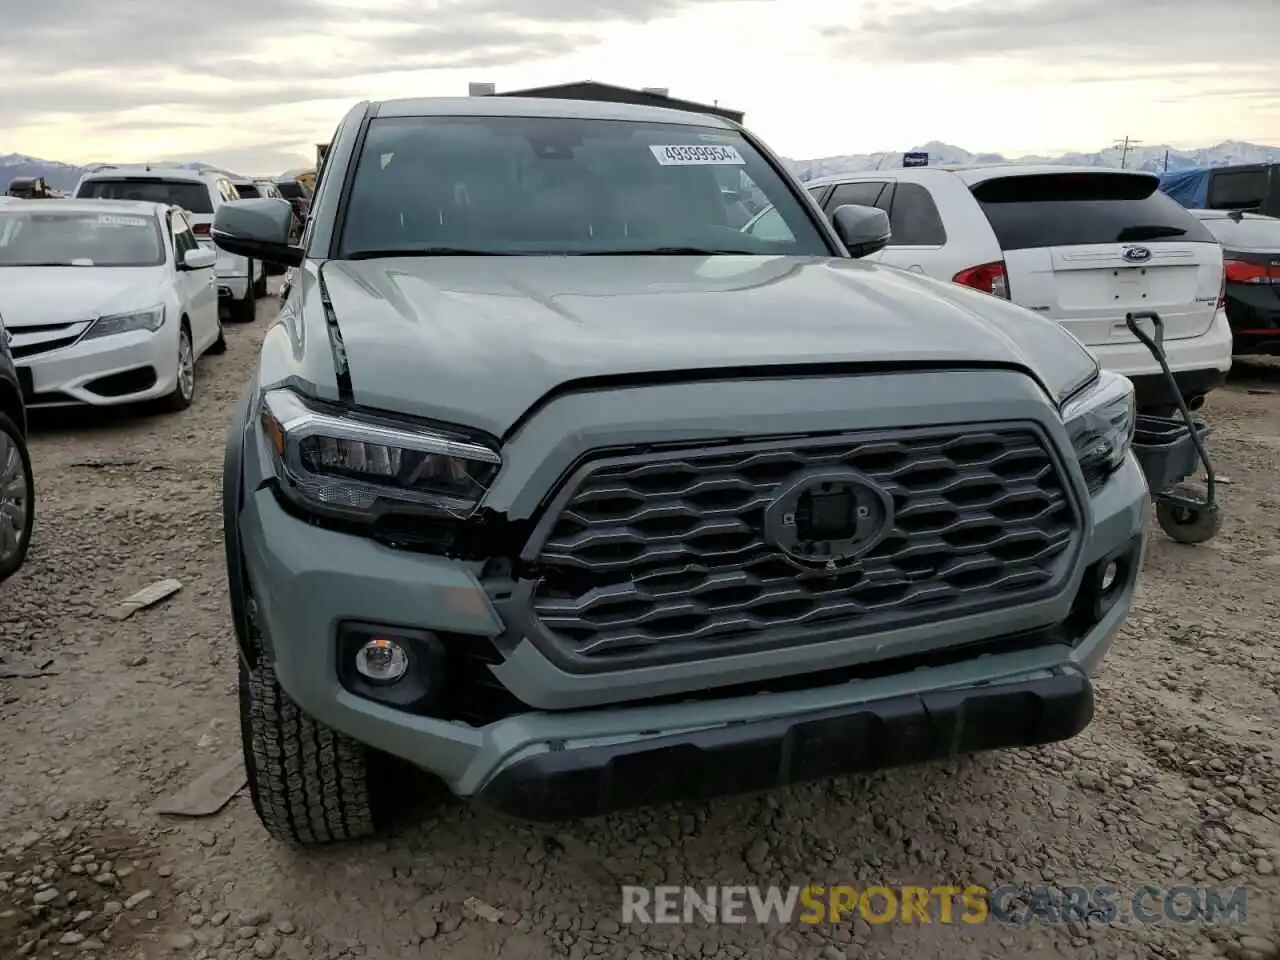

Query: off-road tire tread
left=238, top=611, right=380, bottom=845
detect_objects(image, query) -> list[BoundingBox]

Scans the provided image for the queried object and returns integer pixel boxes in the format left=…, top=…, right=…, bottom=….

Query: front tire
left=165, top=323, right=195, bottom=412
left=238, top=603, right=386, bottom=845
left=0, top=412, right=34, bottom=583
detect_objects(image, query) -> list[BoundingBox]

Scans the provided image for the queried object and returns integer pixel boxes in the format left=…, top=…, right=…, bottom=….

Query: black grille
left=526, top=426, right=1080, bottom=664
left=11, top=326, right=82, bottom=360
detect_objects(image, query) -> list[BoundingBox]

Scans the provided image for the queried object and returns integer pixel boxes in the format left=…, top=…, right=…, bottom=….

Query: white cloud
left=2, top=0, right=1276, bottom=171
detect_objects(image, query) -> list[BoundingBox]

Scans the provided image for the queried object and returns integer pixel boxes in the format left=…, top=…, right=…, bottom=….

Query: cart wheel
left=1155, top=484, right=1222, bottom=545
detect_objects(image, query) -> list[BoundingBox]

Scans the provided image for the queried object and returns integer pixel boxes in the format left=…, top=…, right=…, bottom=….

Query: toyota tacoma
left=214, top=96, right=1148, bottom=844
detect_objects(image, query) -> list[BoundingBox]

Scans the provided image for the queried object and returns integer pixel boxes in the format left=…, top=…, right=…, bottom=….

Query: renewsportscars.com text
left=621, top=884, right=1249, bottom=926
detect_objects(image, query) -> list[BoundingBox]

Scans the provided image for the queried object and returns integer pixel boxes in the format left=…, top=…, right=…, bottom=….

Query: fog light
left=354, top=637, right=409, bottom=684
left=1100, top=561, right=1119, bottom=592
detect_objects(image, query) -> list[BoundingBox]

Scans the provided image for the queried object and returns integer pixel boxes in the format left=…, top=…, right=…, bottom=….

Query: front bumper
left=18, top=327, right=177, bottom=407
left=233, top=369, right=1151, bottom=816
left=480, top=668, right=1092, bottom=820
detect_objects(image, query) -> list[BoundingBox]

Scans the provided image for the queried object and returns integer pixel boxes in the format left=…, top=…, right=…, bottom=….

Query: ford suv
left=797, top=166, right=1232, bottom=414
left=214, top=96, right=1149, bottom=844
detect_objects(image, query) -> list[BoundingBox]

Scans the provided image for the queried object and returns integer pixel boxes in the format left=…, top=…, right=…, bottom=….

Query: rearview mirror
left=212, top=197, right=303, bottom=268
left=830, top=204, right=891, bottom=259
left=182, top=247, right=216, bottom=270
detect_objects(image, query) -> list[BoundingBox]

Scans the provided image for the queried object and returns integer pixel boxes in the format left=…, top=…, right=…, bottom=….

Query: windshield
left=0, top=210, right=164, bottom=267
left=76, top=177, right=214, bottom=214
left=338, top=115, right=830, bottom=257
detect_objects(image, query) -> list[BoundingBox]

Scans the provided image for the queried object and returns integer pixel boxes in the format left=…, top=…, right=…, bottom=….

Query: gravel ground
left=3, top=291, right=1280, bottom=960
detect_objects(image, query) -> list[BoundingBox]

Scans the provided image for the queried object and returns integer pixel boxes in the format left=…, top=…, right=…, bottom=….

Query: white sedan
left=0, top=199, right=225, bottom=411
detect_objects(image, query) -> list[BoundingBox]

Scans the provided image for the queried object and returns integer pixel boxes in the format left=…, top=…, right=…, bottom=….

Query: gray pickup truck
left=214, top=95, right=1149, bottom=845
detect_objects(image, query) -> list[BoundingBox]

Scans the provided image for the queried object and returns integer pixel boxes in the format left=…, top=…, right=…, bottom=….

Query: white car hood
left=0, top=267, right=167, bottom=327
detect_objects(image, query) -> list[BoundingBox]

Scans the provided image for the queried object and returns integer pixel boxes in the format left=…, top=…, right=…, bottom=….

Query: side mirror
left=830, top=204, right=891, bottom=259
left=182, top=247, right=217, bottom=270
left=212, top=198, right=303, bottom=268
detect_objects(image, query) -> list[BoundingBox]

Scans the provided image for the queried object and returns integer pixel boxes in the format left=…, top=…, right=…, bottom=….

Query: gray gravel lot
left=2, top=293, right=1280, bottom=960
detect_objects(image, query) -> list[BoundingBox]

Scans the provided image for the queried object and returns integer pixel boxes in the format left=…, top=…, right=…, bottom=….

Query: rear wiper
left=344, top=247, right=516, bottom=259
left=577, top=247, right=758, bottom=256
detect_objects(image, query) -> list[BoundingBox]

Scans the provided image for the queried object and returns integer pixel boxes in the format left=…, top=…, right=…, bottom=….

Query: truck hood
left=320, top=255, right=1097, bottom=438
left=0, top=266, right=166, bottom=328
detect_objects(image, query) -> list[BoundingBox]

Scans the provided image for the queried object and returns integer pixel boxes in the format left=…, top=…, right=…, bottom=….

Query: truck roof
left=371, top=95, right=737, bottom=129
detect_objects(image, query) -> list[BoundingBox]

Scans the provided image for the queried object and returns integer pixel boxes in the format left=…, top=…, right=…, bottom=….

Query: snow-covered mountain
left=0, top=153, right=94, bottom=193
left=786, top=140, right=1280, bottom=181
left=0, top=156, right=256, bottom=193
left=4, top=140, right=1279, bottom=194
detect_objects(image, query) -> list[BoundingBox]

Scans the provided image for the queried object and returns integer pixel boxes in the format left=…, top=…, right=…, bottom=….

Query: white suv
left=793, top=165, right=1232, bottom=412
left=73, top=165, right=265, bottom=323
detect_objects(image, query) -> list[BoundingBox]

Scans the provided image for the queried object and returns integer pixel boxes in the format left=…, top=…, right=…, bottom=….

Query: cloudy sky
left=3, top=0, right=1277, bottom=173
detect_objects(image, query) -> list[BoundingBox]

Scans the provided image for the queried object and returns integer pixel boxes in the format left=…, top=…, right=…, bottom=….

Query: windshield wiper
left=344, top=247, right=516, bottom=259
left=0, top=261, right=75, bottom=267
left=577, top=247, right=758, bottom=256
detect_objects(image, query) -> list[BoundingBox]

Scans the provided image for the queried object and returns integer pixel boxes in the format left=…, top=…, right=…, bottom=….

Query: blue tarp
left=1158, top=167, right=1212, bottom=209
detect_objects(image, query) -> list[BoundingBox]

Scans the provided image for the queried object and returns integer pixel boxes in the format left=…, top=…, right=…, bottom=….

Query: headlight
left=1061, top=370, right=1135, bottom=495
left=82, top=306, right=165, bottom=341
left=258, top=388, right=502, bottom=522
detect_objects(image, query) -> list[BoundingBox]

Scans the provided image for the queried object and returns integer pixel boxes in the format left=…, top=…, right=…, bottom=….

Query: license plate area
left=1112, top=314, right=1158, bottom=341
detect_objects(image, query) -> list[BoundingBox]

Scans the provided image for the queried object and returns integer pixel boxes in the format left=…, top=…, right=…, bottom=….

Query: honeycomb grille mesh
left=528, top=428, right=1079, bottom=662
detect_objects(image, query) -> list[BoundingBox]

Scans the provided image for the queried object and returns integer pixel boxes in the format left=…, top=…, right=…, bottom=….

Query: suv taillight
left=953, top=261, right=1010, bottom=299
left=191, top=222, right=211, bottom=237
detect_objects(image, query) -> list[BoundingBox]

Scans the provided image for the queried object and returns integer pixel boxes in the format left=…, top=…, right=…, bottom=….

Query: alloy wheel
left=0, top=431, right=30, bottom=566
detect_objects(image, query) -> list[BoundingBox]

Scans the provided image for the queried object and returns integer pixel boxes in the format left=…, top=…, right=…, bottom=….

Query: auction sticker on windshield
left=650, top=144, right=745, bottom=166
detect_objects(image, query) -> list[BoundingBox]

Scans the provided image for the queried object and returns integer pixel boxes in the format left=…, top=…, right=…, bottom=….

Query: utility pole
left=1112, top=136, right=1142, bottom=169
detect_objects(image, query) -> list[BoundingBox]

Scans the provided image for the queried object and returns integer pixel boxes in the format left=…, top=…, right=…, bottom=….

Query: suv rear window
left=275, top=182, right=305, bottom=199
left=234, top=184, right=261, bottom=199
left=76, top=178, right=214, bottom=214
left=1207, top=169, right=1269, bottom=211
left=972, top=172, right=1216, bottom=249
